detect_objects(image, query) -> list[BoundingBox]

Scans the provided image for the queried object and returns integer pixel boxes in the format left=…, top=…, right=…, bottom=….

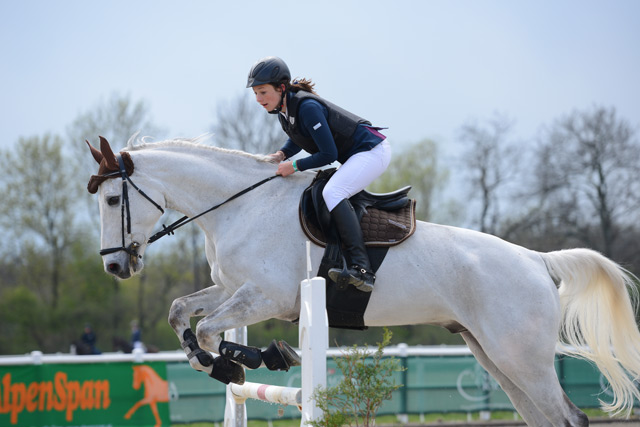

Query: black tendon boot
left=181, top=329, right=245, bottom=385
left=219, top=339, right=302, bottom=371
left=327, top=199, right=376, bottom=292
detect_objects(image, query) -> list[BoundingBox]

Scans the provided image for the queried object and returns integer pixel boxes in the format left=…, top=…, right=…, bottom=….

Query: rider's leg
left=323, top=140, right=391, bottom=292
left=328, top=199, right=376, bottom=291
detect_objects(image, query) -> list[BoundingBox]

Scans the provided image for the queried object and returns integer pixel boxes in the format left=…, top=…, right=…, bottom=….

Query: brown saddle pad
left=300, top=199, right=417, bottom=248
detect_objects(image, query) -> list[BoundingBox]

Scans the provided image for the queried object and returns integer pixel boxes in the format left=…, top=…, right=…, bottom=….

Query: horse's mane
left=86, top=135, right=274, bottom=194
left=123, top=135, right=271, bottom=163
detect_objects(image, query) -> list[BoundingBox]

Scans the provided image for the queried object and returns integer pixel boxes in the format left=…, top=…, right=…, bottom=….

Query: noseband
left=99, top=154, right=165, bottom=259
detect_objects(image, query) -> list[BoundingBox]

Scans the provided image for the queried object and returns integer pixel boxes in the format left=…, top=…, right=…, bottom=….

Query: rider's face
left=252, top=84, right=283, bottom=112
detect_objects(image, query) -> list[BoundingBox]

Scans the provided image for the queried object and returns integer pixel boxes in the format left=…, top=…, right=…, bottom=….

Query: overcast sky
left=1, top=0, right=638, bottom=160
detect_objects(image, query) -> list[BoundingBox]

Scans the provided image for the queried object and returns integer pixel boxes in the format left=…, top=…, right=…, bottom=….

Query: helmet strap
left=268, top=84, right=287, bottom=115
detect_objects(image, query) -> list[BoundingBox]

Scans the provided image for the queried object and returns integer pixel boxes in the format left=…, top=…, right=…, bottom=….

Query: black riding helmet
left=246, top=56, right=291, bottom=88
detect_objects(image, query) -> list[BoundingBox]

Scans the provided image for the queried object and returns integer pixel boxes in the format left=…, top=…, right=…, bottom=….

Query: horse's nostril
left=107, top=263, right=121, bottom=274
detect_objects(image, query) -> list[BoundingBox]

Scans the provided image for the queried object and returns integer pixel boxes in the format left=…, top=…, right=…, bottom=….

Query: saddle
left=299, top=169, right=417, bottom=248
left=298, top=169, right=417, bottom=330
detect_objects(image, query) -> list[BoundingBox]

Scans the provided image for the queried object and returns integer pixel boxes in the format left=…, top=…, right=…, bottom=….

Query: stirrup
left=328, top=265, right=375, bottom=292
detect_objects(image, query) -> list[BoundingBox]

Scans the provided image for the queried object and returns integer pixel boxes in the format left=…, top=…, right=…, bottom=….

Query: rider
left=247, top=56, right=392, bottom=292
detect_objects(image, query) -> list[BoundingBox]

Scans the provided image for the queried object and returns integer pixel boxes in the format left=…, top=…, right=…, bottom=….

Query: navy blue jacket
left=279, top=91, right=385, bottom=171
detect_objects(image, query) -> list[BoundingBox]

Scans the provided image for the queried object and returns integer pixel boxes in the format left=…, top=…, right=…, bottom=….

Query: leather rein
left=99, top=153, right=280, bottom=258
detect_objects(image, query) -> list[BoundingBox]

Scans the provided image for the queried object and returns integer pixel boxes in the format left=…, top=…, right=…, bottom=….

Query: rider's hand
left=267, top=151, right=285, bottom=164
left=276, top=161, right=295, bottom=177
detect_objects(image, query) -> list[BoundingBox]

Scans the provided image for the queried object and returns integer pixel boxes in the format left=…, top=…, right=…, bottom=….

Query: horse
left=124, top=365, right=169, bottom=427
left=86, top=136, right=640, bottom=426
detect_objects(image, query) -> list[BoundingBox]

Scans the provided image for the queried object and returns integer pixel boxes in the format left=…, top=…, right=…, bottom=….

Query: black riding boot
left=327, top=199, right=375, bottom=292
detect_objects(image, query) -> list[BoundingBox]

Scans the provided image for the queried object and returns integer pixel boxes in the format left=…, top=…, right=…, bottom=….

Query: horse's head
left=87, top=137, right=165, bottom=279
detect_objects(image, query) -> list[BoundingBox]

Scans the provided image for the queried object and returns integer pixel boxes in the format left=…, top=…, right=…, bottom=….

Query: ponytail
left=269, top=77, right=317, bottom=95
left=289, top=78, right=317, bottom=94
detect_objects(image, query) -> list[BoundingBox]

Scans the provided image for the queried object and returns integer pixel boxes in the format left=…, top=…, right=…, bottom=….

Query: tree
left=457, top=114, right=520, bottom=234
left=368, top=138, right=448, bottom=221
left=212, top=93, right=283, bottom=153
left=67, top=92, right=163, bottom=156
left=0, top=135, right=78, bottom=308
left=530, top=106, right=640, bottom=258
left=67, top=92, right=163, bottom=174
left=0, top=285, right=47, bottom=352
left=66, top=92, right=163, bottom=218
left=133, top=232, right=210, bottom=350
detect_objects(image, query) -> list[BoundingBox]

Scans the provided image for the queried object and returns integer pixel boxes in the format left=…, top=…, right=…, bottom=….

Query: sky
left=1, top=0, right=639, bottom=162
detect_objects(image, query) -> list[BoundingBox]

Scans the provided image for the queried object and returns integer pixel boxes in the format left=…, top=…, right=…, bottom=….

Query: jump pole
left=223, top=326, right=248, bottom=427
left=299, top=274, right=328, bottom=424
left=224, top=242, right=328, bottom=426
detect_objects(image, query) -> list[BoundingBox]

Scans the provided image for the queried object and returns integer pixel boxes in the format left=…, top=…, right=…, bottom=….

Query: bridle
left=98, top=154, right=280, bottom=260
left=99, top=154, right=165, bottom=260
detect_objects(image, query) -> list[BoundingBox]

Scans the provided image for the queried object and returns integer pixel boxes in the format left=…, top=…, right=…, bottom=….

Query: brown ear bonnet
left=86, top=136, right=135, bottom=194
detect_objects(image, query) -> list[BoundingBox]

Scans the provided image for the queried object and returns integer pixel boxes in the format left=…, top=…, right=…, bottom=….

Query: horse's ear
left=86, top=140, right=103, bottom=164
left=99, top=136, right=118, bottom=170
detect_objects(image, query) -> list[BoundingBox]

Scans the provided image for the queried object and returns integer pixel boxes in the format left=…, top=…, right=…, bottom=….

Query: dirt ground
left=382, top=417, right=640, bottom=427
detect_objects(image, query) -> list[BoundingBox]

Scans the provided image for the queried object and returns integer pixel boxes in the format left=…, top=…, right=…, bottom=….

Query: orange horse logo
left=124, top=365, right=169, bottom=427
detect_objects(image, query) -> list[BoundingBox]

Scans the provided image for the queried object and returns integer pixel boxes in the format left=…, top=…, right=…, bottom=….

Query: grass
left=175, top=408, right=617, bottom=426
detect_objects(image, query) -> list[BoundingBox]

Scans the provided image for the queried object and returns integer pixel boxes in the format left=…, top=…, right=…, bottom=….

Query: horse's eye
left=107, top=196, right=120, bottom=206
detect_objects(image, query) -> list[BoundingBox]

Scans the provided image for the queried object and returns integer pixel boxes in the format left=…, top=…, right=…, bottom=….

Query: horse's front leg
left=195, top=282, right=301, bottom=385
left=168, top=285, right=232, bottom=374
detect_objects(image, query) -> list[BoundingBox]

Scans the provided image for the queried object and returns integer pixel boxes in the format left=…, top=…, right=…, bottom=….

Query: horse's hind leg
left=465, top=328, right=588, bottom=426
left=461, top=331, right=552, bottom=426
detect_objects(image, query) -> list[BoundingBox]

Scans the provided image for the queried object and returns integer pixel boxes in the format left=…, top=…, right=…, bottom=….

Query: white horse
left=87, top=136, right=640, bottom=426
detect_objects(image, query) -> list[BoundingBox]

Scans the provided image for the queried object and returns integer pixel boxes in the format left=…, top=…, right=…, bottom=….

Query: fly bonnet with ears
left=87, top=136, right=134, bottom=194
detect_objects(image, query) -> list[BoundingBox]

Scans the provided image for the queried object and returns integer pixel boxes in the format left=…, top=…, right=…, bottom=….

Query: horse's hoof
left=277, top=340, right=302, bottom=367
left=262, top=339, right=301, bottom=371
left=209, top=356, right=245, bottom=385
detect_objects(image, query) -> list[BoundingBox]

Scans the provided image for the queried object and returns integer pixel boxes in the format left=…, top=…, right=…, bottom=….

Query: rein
left=148, top=174, right=280, bottom=244
left=99, top=154, right=280, bottom=257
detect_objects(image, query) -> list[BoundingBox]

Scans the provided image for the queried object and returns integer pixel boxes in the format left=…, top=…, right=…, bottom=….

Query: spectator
left=131, top=320, right=145, bottom=352
left=80, top=323, right=101, bottom=354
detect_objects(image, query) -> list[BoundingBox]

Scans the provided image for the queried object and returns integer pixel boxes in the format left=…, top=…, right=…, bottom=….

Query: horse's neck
left=137, top=146, right=279, bottom=217
left=132, top=145, right=311, bottom=265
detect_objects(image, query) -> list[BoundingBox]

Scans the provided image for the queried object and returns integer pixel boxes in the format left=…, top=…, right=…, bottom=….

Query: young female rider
left=247, top=56, right=391, bottom=292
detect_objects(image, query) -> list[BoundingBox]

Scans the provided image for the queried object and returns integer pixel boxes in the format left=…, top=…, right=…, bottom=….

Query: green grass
left=174, top=408, right=616, bottom=426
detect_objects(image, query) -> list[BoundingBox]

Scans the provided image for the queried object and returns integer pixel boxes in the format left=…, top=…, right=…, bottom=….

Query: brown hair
left=270, top=77, right=317, bottom=95
left=290, top=78, right=317, bottom=94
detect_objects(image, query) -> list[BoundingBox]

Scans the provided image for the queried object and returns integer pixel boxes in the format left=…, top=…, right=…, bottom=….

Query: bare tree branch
left=212, top=93, right=283, bottom=154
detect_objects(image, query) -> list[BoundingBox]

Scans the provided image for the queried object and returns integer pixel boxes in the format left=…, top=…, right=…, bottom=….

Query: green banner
left=0, top=362, right=170, bottom=426
left=0, top=352, right=624, bottom=425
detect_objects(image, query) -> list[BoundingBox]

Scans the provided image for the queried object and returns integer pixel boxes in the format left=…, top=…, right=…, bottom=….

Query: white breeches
left=322, top=139, right=392, bottom=212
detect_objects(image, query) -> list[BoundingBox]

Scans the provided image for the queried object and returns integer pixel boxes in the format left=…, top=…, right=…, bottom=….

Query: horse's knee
left=168, top=297, right=187, bottom=329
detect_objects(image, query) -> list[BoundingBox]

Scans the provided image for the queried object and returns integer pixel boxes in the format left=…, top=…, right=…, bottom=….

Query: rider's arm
left=280, top=138, right=301, bottom=159
left=294, top=101, right=338, bottom=171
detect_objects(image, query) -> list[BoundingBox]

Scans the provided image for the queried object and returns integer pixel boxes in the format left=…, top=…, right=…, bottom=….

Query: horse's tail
left=541, top=248, right=640, bottom=417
